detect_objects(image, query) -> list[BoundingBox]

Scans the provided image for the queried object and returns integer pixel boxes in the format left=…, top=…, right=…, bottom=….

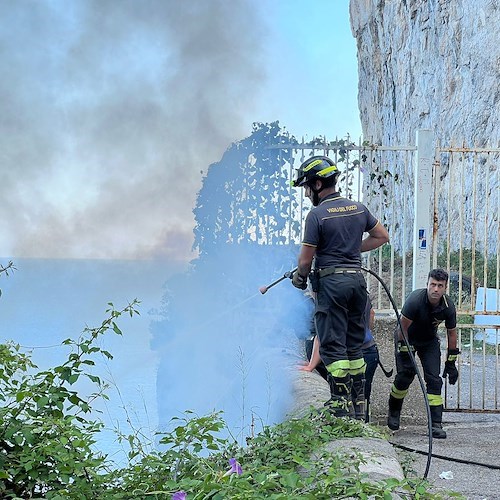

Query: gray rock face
left=349, top=0, right=500, bottom=147
left=349, top=0, right=500, bottom=256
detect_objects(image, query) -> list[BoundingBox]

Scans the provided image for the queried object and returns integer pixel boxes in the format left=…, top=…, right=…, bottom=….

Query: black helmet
left=291, top=156, right=339, bottom=187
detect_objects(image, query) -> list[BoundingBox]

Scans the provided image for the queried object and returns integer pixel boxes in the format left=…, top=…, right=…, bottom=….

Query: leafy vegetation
left=1, top=305, right=447, bottom=498
left=0, top=301, right=140, bottom=498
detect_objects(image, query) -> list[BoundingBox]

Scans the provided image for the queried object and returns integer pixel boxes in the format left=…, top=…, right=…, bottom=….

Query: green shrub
left=0, top=301, right=140, bottom=499
left=0, top=296, right=446, bottom=499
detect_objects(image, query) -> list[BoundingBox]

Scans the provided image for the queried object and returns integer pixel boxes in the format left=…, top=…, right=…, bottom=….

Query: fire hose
left=259, top=265, right=434, bottom=479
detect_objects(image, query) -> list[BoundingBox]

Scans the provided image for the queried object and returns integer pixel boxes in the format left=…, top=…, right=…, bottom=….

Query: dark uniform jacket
left=401, top=289, right=457, bottom=346
left=302, top=193, right=378, bottom=269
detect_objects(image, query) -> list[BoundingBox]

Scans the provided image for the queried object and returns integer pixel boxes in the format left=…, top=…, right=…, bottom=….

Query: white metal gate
left=432, top=144, right=500, bottom=412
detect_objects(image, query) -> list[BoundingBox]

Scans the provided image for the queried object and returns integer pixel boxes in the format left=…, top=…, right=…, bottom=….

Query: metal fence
left=270, top=131, right=500, bottom=412
left=433, top=144, right=500, bottom=411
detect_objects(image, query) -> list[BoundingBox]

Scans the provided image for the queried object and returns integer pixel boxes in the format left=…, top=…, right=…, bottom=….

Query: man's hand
left=291, top=271, right=308, bottom=290
left=298, top=361, right=314, bottom=373
left=442, top=348, right=460, bottom=385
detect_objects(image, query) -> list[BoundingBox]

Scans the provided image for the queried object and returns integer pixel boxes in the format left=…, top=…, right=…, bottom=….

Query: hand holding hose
left=291, top=270, right=308, bottom=290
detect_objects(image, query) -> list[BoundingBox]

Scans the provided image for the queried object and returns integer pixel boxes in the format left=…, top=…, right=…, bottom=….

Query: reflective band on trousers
left=427, top=393, right=443, bottom=406
left=390, top=384, right=408, bottom=399
left=349, top=357, right=366, bottom=375
left=326, top=359, right=350, bottom=378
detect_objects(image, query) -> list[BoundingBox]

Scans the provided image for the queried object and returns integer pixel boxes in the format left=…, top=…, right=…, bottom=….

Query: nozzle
left=259, top=267, right=298, bottom=296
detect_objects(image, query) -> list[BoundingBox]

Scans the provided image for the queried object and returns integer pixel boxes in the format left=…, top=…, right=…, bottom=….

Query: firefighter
left=300, top=294, right=380, bottom=421
left=387, top=268, right=459, bottom=439
left=290, top=156, right=389, bottom=417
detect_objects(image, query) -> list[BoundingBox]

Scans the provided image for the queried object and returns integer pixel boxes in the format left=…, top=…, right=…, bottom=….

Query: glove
left=442, top=348, right=460, bottom=385
left=291, top=271, right=308, bottom=290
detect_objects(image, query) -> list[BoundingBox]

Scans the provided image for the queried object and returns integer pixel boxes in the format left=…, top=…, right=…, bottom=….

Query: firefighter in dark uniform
left=291, top=156, right=389, bottom=418
left=387, top=268, right=459, bottom=439
left=301, top=294, right=380, bottom=421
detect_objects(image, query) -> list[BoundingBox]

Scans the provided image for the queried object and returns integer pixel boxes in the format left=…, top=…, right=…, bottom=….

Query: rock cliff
left=349, top=0, right=499, bottom=147
left=349, top=0, right=499, bottom=258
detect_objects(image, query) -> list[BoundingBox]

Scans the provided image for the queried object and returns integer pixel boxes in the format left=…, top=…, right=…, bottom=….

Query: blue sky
left=255, top=1, right=361, bottom=140
left=0, top=0, right=360, bottom=261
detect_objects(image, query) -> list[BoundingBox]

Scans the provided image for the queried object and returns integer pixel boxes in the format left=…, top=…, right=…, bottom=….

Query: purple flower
left=228, top=457, right=243, bottom=475
left=172, top=491, right=186, bottom=500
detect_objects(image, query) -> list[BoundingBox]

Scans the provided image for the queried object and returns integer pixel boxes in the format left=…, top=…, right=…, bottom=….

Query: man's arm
left=361, top=221, right=390, bottom=252
left=446, top=327, right=458, bottom=351
left=397, top=315, right=413, bottom=342
left=297, top=244, right=316, bottom=278
left=299, top=335, right=322, bottom=372
left=369, top=307, right=375, bottom=331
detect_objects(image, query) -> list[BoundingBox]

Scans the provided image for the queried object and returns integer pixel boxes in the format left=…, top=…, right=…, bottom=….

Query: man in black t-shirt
left=290, top=156, right=389, bottom=419
left=387, top=268, right=459, bottom=439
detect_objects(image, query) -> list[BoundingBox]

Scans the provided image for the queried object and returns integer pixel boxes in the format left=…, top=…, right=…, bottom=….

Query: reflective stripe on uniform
left=326, top=359, right=350, bottom=378
left=427, top=393, right=443, bottom=406
left=349, top=357, right=366, bottom=375
left=390, top=384, right=408, bottom=400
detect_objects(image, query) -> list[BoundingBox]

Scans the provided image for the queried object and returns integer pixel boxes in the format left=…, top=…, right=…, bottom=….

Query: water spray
left=259, top=267, right=297, bottom=295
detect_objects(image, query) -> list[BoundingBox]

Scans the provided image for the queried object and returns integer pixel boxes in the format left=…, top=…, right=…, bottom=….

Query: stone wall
left=370, top=315, right=427, bottom=425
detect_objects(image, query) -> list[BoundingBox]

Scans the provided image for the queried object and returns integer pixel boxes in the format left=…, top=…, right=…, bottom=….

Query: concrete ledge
left=321, top=436, right=404, bottom=482
left=288, top=368, right=405, bottom=483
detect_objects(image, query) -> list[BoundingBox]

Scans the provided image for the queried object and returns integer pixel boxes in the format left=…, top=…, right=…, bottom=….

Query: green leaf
left=37, top=396, right=49, bottom=408
left=86, top=374, right=101, bottom=383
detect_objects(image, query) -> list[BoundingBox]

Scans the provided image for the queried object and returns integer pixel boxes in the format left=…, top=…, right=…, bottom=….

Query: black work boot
left=325, top=375, right=352, bottom=418
left=387, top=395, right=403, bottom=430
left=430, top=405, right=447, bottom=439
left=351, top=373, right=366, bottom=421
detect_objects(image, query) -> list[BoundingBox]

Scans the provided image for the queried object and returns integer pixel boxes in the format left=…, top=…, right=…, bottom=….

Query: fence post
left=412, top=129, right=433, bottom=289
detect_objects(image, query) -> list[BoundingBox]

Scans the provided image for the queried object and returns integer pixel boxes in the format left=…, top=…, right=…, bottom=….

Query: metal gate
left=270, top=132, right=500, bottom=412
left=432, top=144, right=500, bottom=412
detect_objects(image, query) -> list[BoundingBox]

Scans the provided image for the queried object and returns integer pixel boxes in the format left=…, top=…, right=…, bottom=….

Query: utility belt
left=309, top=267, right=362, bottom=292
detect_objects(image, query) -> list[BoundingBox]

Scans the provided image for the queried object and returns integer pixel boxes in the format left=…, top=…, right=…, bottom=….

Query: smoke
left=151, top=243, right=313, bottom=442
left=0, top=0, right=266, bottom=260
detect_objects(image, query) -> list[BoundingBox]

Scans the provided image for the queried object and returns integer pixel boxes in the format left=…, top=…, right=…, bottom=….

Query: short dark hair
left=308, top=173, right=338, bottom=190
left=428, top=268, right=448, bottom=283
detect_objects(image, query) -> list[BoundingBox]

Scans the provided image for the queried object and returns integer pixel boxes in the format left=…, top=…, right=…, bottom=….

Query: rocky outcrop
left=349, top=0, right=499, bottom=257
left=349, top=0, right=500, bottom=147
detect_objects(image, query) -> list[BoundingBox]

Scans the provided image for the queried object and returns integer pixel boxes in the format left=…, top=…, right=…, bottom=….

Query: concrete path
left=388, top=412, right=500, bottom=499
left=290, top=365, right=500, bottom=499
